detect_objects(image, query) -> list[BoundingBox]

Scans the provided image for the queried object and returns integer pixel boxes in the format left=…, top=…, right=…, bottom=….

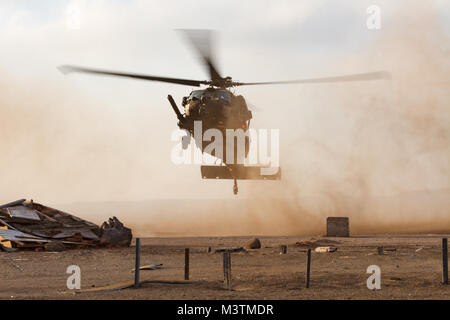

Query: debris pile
left=0, top=199, right=132, bottom=251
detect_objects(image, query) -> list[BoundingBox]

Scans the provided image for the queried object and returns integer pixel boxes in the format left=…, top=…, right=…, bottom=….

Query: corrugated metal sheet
left=7, top=206, right=41, bottom=221
left=0, top=229, right=49, bottom=243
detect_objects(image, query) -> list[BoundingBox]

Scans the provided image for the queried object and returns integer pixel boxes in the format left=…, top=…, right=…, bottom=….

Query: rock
left=245, top=238, right=261, bottom=249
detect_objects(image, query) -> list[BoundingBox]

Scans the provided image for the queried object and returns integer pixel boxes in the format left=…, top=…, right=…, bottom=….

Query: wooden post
left=223, top=251, right=232, bottom=290
left=306, top=249, right=311, bottom=288
left=280, top=245, right=287, bottom=254
left=184, top=248, right=190, bottom=280
left=443, top=238, right=448, bottom=285
left=134, top=238, right=141, bottom=288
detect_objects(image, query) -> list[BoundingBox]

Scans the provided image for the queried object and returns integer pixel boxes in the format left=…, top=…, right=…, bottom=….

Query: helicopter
left=58, top=30, right=391, bottom=195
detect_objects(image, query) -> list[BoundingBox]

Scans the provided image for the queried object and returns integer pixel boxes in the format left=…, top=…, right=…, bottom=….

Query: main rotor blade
left=234, top=71, right=391, bottom=86
left=178, top=29, right=222, bottom=82
left=58, top=65, right=208, bottom=87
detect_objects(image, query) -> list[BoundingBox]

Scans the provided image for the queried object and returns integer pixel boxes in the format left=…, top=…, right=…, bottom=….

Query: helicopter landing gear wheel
left=233, top=179, right=238, bottom=195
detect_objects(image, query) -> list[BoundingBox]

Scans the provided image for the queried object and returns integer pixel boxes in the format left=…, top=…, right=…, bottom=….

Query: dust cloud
left=0, top=71, right=194, bottom=204
left=0, top=2, right=449, bottom=236
left=239, top=1, right=450, bottom=236
left=96, top=3, right=450, bottom=237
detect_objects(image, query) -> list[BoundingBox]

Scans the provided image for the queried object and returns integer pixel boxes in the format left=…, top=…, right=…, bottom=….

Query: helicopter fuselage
left=176, top=87, right=252, bottom=165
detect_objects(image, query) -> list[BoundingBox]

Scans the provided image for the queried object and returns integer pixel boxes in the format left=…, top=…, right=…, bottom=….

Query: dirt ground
left=1, top=235, right=449, bottom=300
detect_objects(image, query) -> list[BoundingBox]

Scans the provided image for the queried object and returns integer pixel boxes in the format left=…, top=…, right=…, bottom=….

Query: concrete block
left=326, top=217, right=349, bottom=237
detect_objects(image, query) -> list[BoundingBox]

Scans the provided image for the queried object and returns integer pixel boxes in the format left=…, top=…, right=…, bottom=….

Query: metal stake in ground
left=443, top=238, right=448, bottom=285
left=185, top=248, right=190, bottom=281
left=223, top=251, right=232, bottom=290
left=306, top=249, right=311, bottom=288
left=134, top=238, right=141, bottom=288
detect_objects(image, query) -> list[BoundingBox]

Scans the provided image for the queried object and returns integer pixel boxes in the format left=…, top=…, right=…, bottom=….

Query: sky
left=0, top=0, right=449, bottom=205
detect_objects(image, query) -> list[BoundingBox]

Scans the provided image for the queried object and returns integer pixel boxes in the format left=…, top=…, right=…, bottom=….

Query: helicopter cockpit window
left=189, top=90, right=231, bottom=104
left=214, top=90, right=231, bottom=103
left=189, top=90, right=205, bottom=101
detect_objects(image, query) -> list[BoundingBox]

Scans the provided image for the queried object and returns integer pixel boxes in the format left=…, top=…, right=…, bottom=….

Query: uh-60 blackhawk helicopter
left=58, top=30, right=391, bottom=195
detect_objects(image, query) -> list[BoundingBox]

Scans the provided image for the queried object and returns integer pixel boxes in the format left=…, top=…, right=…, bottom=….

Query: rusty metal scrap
left=100, top=216, right=132, bottom=246
left=0, top=199, right=132, bottom=251
left=6, top=206, right=41, bottom=222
